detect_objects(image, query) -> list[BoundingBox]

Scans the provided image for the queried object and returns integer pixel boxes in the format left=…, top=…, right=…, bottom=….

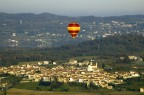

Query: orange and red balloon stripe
left=67, top=22, right=80, bottom=38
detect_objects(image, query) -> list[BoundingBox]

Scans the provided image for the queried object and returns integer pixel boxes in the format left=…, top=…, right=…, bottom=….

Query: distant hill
left=0, top=12, right=144, bottom=47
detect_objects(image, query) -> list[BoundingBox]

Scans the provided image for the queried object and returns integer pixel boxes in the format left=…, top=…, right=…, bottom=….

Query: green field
left=0, top=88, right=143, bottom=95
left=12, top=82, right=144, bottom=95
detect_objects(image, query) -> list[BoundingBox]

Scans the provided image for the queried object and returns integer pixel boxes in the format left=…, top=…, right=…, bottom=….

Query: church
left=87, top=62, right=98, bottom=72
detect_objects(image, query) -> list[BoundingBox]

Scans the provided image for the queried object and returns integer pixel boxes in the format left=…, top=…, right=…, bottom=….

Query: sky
left=0, top=0, right=144, bottom=17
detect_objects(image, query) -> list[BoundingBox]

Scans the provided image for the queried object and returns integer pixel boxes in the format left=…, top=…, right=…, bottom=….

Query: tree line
left=0, top=34, right=144, bottom=66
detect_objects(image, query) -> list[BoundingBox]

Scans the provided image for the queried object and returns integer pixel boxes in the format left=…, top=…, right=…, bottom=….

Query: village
left=0, top=57, right=141, bottom=90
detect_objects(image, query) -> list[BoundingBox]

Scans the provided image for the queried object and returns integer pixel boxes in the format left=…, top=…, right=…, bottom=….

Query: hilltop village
left=0, top=58, right=140, bottom=90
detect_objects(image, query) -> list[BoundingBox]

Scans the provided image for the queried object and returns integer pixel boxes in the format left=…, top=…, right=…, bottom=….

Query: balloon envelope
left=67, top=22, right=80, bottom=38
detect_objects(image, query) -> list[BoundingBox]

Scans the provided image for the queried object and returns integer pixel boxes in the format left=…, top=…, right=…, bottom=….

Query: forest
left=0, top=34, right=144, bottom=66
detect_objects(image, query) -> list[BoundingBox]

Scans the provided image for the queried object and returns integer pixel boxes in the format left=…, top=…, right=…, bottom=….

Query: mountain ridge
left=0, top=12, right=144, bottom=48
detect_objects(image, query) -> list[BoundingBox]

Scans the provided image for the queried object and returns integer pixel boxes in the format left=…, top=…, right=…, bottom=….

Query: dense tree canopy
left=0, top=34, right=144, bottom=66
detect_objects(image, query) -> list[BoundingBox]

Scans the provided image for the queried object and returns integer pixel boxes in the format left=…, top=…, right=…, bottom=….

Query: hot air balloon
left=67, top=22, right=80, bottom=38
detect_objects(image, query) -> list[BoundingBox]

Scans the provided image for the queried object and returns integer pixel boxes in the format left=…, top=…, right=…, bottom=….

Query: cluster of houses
left=0, top=59, right=141, bottom=90
left=37, top=61, right=57, bottom=65
left=120, top=55, right=143, bottom=61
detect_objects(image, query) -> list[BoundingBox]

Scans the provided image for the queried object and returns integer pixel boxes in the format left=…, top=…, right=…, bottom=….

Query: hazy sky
left=0, top=0, right=144, bottom=16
